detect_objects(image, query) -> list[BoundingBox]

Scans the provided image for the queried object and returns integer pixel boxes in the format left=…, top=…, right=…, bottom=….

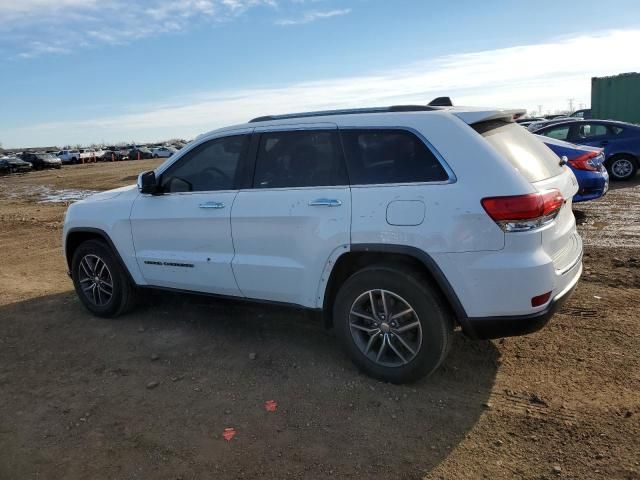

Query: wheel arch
left=321, top=244, right=469, bottom=331
left=65, top=227, right=135, bottom=284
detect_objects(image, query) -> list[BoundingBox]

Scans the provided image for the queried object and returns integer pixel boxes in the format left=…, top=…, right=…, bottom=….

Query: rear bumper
left=462, top=261, right=581, bottom=340
left=573, top=168, right=608, bottom=203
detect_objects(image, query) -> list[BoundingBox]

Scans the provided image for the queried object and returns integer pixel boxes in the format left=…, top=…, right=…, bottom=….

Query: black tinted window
left=341, top=129, right=448, bottom=185
left=161, top=135, right=249, bottom=193
left=254, top=130, right=347, bottom=188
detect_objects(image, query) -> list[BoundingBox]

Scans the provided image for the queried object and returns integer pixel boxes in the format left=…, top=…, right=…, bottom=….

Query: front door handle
left=199, top=201, right=225, bottom=209
left=600, top=140, right=609, bottom=146
left=309, top=198, right=342, bottom=207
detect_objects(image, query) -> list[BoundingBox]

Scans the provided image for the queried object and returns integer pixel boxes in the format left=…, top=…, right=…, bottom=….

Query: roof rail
left=248, top=105, right=436, bottom=123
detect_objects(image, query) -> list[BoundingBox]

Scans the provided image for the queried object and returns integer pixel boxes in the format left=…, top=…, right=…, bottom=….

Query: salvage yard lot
left=0, top=162, right=638, bottom=479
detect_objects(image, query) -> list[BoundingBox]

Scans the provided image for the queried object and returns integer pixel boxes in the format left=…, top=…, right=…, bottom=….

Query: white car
left=62, top=101, right=582, bottom=383
left=151, top=146, right=177, bottom=158
left=57, top=150, right=81, bottom=164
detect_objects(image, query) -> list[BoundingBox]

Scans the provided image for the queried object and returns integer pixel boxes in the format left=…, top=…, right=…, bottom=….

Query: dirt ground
left=0, top=161, right=638, bottom=480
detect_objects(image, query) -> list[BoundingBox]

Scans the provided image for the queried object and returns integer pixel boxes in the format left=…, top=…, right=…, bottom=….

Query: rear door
left=230, top=125, right=351, bottom=307
left=478, top=122, right=580, bottom=271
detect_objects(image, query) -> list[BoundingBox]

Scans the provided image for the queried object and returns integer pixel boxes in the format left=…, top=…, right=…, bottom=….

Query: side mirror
left=137, top=170, right=160, bottom=194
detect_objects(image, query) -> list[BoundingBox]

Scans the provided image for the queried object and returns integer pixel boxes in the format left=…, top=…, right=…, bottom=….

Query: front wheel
left=608, top=156, right=638, bottom=181
left=333, top=265, right=453, bottom=383
left=71, top=239, right=136, bottom=317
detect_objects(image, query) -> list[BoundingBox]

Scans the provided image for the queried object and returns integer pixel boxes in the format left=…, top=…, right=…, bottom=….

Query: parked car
left=533, top=119, right=640, bottom=181
left=128, top=147, right=153, bottom=160
left=101, top=148, right=125, bottom=161
left=151, top=146, right=177, bottom=158
left=118, top=145, right=136, bottom=160
left=63, top=103, right=582, bottom=383
left=538, top=136, right=608, bottom=202
left=57, top=150, right=81, bottom=164
left=0, top=155, right=33, bottom=174
left=78, top=149, right=98, bottom=163
left=570, top=109, right=591, bottom=119
left=21, top=152, right=62, bottom=170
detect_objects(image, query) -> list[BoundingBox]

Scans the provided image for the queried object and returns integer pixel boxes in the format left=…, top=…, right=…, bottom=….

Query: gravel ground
left=0, top=162, right=638, bottom=480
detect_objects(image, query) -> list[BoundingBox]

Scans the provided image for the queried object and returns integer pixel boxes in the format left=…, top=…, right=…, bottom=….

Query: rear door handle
left=199, top=201, right=225, bottom=209
left=600, top=141, right=609, bottom=146
left=309, top=198, right=342, bottom=207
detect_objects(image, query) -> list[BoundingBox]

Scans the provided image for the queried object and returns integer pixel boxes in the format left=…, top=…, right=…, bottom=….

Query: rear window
left=474, top=121, right=564, bottom=182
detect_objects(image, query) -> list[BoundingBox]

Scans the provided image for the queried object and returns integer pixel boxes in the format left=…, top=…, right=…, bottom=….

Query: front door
left=231, top=125, right=351, bottom=307
left=130, top=133, right=251, bottom=295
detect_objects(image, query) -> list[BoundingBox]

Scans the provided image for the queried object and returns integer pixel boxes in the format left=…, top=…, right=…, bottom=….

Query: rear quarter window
left=340, top=129, right=448, bottom=185
left=474, top=121, right=564, bottom=182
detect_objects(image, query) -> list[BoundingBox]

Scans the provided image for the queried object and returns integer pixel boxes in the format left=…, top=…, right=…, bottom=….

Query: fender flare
left=65, top=227, right=137, bottom=285
left=321, top=243, right=472, bottom=332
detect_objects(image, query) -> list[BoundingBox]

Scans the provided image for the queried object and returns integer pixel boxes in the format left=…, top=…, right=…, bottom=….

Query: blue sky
left=1, top=0, right=640, bottom=148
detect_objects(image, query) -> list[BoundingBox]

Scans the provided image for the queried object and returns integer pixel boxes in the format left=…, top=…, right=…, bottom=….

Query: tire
left=607, top=155, right=638, bottom=181
left=153, top=154, right=158, bottom=158
left=71, top=239, right=136, bottom=317
left=333, top=264, right=453, bottom=383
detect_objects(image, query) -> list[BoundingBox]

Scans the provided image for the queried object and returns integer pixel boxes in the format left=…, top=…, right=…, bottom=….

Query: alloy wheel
left=612, top=158, right=633, bottom=179
left=349, top=289, right=423, bottom=367
left=78, top=254, right=114, bottom=307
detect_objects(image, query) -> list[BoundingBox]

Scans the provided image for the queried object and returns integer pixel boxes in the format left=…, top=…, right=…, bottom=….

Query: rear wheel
left=608, top=155, right=637, bottom=181
left=333, top=264, right=453, bottom=383
left=71, top=240, right=136, bottom=317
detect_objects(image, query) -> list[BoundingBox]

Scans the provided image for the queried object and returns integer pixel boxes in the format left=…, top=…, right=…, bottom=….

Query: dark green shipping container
left=591, top=72, right=640, bottom=124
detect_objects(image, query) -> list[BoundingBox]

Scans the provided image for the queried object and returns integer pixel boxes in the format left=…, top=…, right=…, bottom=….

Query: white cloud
left=275, top=8, right=351, bottom=25
left=0, top=0, right=278, bottom=58
left=4, top=29, right=640, bottom=147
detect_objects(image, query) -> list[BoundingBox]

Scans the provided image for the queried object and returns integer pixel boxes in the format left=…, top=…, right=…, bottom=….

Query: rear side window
left=253, top=130, right=347, bottom=188
left=340, top=129, right=448, bottom=185
left=475, top=121, right=564, bottom=182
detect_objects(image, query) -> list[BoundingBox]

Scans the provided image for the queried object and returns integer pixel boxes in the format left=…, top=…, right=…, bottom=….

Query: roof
left=195, top=103, right=526, bottom=140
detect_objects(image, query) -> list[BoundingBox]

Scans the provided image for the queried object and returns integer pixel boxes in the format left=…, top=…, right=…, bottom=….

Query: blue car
left=538, top=135, right=609, bottom=203
left=533, top=120, right=640, bottom=181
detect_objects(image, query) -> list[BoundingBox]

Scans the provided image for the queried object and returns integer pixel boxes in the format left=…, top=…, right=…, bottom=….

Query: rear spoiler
left=427, top=97, right=526, bottom=124
left=452, top=108, right=527, bottom=125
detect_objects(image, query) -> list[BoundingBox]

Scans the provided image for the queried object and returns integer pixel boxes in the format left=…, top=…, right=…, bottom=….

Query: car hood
left=83, top=184, right=137, bottom=202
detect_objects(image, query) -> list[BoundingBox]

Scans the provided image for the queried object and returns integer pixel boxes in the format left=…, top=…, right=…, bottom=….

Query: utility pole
left=538, top=105, right=543, bottom=116
left=568, top=98, right=575, bottom=113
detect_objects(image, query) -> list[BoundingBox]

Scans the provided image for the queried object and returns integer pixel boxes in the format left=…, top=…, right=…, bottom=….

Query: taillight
left=481, top=189, right=564, bottom=232
left=567, top=151, right=601, bottom=171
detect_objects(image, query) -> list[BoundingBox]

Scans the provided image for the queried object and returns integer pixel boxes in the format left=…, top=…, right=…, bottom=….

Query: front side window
left=576, top=123, right=608, bottom=139
left=253, top=130, right=347, bottom=188
left=341, top=129, right=448, bottom=185
left=161, top=135, right=249, bottom=193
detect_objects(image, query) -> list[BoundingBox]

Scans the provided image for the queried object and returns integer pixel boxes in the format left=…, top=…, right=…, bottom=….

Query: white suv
left=63, top=103, right=583, bottom=383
